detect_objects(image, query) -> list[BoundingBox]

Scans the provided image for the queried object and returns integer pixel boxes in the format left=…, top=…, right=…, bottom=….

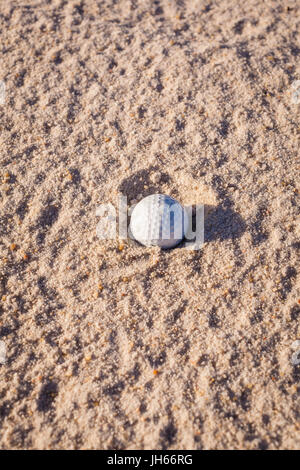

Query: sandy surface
left=0, top=0, right=299, bottom=450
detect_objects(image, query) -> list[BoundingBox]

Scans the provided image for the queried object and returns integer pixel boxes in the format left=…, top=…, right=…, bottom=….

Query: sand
left=0, top=0, right=299, bottom=450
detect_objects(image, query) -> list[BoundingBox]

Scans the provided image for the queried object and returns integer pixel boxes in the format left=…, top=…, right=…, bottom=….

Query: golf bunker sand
left=0, top=0, right=299, bottom=450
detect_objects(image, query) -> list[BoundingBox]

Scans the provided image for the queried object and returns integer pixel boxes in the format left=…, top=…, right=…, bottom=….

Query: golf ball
left=130, top=194, right=186, bottom=249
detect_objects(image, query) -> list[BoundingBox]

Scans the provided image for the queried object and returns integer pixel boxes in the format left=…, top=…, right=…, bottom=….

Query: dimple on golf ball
left=130, top=194, right=186, bottom=249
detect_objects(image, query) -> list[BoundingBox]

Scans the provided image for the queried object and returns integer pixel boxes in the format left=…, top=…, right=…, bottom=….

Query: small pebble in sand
left=66, top=170, right=72, bottom=181
left=150, top=173, right=160, bottom=184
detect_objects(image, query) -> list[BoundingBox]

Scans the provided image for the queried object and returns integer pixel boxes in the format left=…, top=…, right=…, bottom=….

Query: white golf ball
left=130, top=194, right=185, bottom=249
